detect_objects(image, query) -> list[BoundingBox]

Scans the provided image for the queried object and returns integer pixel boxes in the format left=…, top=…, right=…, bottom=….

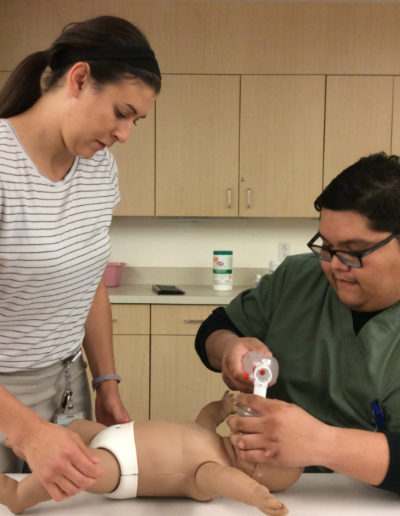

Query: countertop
left=2, top=473, right=399, bottom=515
left=107, top=284, right=248, bottom=305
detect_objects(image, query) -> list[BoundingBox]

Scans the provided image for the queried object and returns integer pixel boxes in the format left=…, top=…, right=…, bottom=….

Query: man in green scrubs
left=195, top=152, right=400, bottom=494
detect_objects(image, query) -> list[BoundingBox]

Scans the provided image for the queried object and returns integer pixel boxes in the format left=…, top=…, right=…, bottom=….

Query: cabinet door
left=240, top=75, right=325, bottom=217
left=324, top=76, right=393, bottom=186
left=156, top=75, right=240, bottom=216
left=112, top=108, right=155, bottom=216
left=391, top=77, right=400, bottom=156
left=85, top=335, right=150, bottom=420
left=151, top=336, right=227, bottom=422
left=114, top=335, right=150, bottom=420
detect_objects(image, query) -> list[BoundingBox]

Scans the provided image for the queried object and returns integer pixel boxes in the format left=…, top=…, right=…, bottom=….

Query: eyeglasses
left=307, top=232, right=399, bottom=268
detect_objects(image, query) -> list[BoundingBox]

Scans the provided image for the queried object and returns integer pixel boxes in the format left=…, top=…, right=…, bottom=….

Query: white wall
left=109, top=217, right=319, bottom=268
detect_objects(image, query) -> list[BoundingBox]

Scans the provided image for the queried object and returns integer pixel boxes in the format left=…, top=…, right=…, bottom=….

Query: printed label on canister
left=213, top=251, right=233, bottom=291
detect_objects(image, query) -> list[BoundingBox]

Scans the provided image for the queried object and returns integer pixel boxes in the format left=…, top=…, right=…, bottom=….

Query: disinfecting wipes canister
left=213, top=250, right=233, bottom=291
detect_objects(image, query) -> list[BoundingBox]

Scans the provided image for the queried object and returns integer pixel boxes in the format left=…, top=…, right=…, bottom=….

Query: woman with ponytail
left=0, top=15, right=160, bottom=501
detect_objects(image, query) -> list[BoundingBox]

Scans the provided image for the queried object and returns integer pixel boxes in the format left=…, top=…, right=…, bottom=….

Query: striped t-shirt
left=0, top=119, right=120, bottom=372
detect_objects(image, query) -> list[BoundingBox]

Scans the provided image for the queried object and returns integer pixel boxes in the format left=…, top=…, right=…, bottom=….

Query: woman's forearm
left=83, top=278, right=116, bottom=379
left=0, top=384, right=43, bottom=446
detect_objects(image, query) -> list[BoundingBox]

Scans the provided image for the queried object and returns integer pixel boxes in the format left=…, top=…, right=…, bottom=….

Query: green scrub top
left=225, top=254, right=400, bottom=432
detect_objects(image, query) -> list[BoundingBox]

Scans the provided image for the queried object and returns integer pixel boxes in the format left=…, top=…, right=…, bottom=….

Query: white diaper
left=90, top=421, right=138, bottom=499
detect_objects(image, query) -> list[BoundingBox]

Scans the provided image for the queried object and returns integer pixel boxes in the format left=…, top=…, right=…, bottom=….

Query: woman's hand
left=218, top=334, right=274, bottom=392
left=95, top=381, right=131, bottom=426
left=16, top=420, right=104, bottom=501
left=227, top=393, right=328, bottom=468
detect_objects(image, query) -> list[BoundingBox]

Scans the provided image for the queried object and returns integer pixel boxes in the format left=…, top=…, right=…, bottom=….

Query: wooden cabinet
left=4, top=3, right=400, bottom=219
left=89, top=303, right=228, bottom=423
left=88, top=304, right=150, bottom=420
left=3, top=2, right=400, bottom=76
left=324, top=76, right=393, bottom=186
left=155, top=75, right=240, bottom=217
left=155, top=74, right=326, bottom=218
left=111, top=305, right=150, bottom=420
left=112, top=109, right=155, bottom=216
left=111, top=74, right=398, bottom=218
left=240, top=75, right=325, bottom=217
left=150, top=305, right=227, bottom=422
left=391, top=77, right=400, bottom=156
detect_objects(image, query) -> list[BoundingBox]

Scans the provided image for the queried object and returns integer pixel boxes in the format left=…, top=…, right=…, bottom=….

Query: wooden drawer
left=111, top=304, right=150, bottom=335
left=151, top=305, right=219, bottom=335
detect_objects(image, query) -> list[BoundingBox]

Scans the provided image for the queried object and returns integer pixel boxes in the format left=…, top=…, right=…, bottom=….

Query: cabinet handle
left=184, top=319, right=204, bottom=324
left=227, top=187, right=232, bottom=209
left=247, top=188, right=252, bottom=209
left=112, top=318, right=118, bottom=323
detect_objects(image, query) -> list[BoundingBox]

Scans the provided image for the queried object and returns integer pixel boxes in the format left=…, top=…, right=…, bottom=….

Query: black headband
left=51, top=46, right=161, bottom=79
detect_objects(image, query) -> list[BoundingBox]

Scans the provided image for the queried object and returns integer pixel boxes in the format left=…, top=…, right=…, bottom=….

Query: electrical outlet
left=278, top=242, right=291, bottom=262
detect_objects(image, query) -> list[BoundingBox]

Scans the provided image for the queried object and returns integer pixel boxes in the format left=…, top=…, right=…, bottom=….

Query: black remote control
left=152, top=284, right=185, bottom=295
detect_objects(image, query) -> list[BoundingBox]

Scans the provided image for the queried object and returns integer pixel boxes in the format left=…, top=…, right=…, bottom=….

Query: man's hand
left=219, top=335, right=274, bottom=392
left=228, top=393, right=327, bottom=468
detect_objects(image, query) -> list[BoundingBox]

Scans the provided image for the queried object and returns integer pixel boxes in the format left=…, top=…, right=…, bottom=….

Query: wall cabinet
left=239, top=75, right=325, bottom=217
left=3, top=68, right=399, bottom=218
left=150, top=304, right=227, bottom=422
left=4, top=2, right=400, bottom=219
left=324, top=76, right=393, bottom=186
left=155, top=75, right=240, bottom=217
left=112, top=109, right=155, bottom=216
left=113, top=74, right=400, bottom=218
left=117, top=74, right=326, bottom=218
left=391, top=77, right=400, bottom=156
left=3, top=2, right=400, bottom=76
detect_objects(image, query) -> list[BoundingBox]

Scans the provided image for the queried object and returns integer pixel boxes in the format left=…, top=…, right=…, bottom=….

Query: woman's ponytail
left=0, top=15, right=161, bottom=119
left=0, top=50, right=49, bottom=118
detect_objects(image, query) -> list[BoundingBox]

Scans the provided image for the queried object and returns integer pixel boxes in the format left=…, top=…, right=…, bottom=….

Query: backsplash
left=109, top=217, right=319, bottom=269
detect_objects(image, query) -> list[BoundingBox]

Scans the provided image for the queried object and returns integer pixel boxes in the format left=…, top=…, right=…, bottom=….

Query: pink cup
left=103, top=262, right=126, bottom=287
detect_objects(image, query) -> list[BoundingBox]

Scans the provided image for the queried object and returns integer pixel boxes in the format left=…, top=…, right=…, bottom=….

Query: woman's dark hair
left=0, top=15, right=161, bottom=118
left=314, top=152, right=400, bottom=233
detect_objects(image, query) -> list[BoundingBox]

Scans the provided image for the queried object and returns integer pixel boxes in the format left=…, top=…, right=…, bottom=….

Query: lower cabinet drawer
left=151, top=304, right=219, bottom=335
left=112, top=304, right=150, bottom=335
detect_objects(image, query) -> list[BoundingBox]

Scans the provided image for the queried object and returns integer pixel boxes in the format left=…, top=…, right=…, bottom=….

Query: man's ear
left=67, top=62, right=91, bottom=97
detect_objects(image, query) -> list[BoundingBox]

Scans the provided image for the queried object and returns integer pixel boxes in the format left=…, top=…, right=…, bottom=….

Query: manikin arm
left=195, top=461, right=288, bottom=516
left=195, top=390, right=235, bottom=431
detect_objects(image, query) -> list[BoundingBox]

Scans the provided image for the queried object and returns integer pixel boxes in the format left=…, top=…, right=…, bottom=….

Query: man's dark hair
left=314, top=152, right=400, bottom=233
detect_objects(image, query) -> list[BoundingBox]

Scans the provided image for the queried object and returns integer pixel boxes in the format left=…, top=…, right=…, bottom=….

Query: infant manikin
left=0, top=391, right=302, bottom=515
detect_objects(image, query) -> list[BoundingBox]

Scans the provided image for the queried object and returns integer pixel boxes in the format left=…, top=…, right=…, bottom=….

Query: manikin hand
left=228, top=393, right=328, bottom=468
left=16, top=420, right=103, bottom=501
left=220, top=336, right=274, bottom=392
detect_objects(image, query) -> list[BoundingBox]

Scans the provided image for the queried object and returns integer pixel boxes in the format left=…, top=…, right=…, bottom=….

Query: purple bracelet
left=92, top=374, right=121, bottom=391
